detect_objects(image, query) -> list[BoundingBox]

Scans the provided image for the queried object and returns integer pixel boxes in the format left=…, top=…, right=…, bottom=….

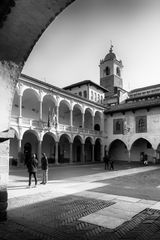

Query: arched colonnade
left=10, top=128, right=103, bottom=165
left=12, top=84, right=104, bottom=131
left=108, top=137, right=160, bottom=163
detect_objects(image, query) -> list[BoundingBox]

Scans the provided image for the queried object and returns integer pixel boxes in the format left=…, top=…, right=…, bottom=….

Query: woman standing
left=41, top=153, right=48, bottom=184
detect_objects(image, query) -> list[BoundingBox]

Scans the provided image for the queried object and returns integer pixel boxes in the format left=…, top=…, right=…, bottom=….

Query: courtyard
left=1, top=162, right=160, bottom=240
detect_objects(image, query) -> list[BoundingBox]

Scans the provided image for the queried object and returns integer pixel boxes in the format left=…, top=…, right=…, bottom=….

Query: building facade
left=10, top=74, right=105, bottom=166
left=9, top=46, right=160, bottom=166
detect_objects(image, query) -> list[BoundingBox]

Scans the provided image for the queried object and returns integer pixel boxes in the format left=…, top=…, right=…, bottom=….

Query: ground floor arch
left=22, top=130, right=39, bottom=164
left=109, top=139, right=128, bottom=161
left=73, top=136, right=82, bottom=163
left=42, top=133, right=56, bottom=163
left=84, top=137, right=92, bottom=162
left=130, top=138, right=155, bottom=163
left=94, top=138, right=101, bottom=162
left=59, top=134, right=71, bottom=163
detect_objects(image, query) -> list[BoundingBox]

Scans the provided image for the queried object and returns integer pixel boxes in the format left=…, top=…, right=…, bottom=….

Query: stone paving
left=1, top=163, right=160, bottom=239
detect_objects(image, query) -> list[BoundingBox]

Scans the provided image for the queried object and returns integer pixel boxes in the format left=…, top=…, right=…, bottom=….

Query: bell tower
left=100, top=45, right=123, bottom=94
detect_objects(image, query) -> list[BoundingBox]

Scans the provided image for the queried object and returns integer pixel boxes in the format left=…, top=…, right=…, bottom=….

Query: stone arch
left=109, top=139, right=128, bottom=161
left=84, top=108, right=93, bottom=129
left=73, top=135, right=83, bottom=162
left=156, top=143, right=160, bottom=162
left=59, top=133, right=71, bottom=163
left=42, top=94, right=57, bottom=123
left=73, top=104, right=83, bottom=128
left=72, top=103, right=83, bottom=112
left=59, top=99, right=71, bottom=125
left=0, top=0, right=76, bottom=220
left=130, top=138, right=154, bottom=163
left=84, top=137, right=93, bottom=162
left=94, top=138, right=101, bottom=162
left=21, top=130, right=40, bottom=163
left=42, top=132, right=56, bottom=163
left=94, top=111, right=102, bottom=131
left=42, top=93, right=57, bottom=106
left=10, top=127, right=19, bottom=139
left=22, top=88, right=40, bottom=120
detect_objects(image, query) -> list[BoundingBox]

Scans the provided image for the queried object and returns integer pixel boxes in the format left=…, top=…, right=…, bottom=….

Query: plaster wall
left=88, top=85, right=104, bottom=103
left=105, top=107, right=160, bottom=159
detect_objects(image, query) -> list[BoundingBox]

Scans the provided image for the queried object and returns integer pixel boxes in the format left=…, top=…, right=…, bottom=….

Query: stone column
left=70, top=142, right=73, bottom=164
left=92, top=115, right=94, bottom=130
left=92, top=144, right=95, bottom=162
left=82, top=113, right=84, bottom=129
left=17, top=138, right=22, bottom=166
left=0, top=61, right=20, bottom=221
left=70, top=109, right=73, bottom=127
left=81, top=143, right=85, bottom=163
left=39, top=100, right=42, bottom=121
left=55, top=142, right=59, bottom=165
left=56, top=106, right=59, bottom=128
left=128, top=150, right=131, bottom=162
left=100, top=144, right=103, bottom=162
left=38, top=140, right=42, bottom=167
left=19, top=94, right=22, bottom=118
left=101, top=115, right=104, bottom=132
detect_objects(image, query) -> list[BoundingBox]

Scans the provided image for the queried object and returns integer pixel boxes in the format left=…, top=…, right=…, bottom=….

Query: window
left=79, top=91, right=82, bottom=96
left=91, top=91, right=93, bottom=100
left=116, top=67, right=121, bottom=77
left=98, top=94, right=100, bottom=102
left=113, top=119, right=124, bottom=134
left=101, top=96, right=103, bottom=104
left=105, top=66, right=110, bottom=75
left=95, top=93, right=97, bottom=101
left=83, top=90, right=87, bottom=98
left=136, top=116, right=147, bottom=133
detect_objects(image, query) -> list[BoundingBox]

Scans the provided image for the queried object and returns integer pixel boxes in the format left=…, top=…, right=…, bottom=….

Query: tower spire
left=109, top=40, right=113, bottom=53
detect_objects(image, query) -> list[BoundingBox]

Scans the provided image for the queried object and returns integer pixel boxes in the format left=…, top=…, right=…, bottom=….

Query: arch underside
left=0, top=0, right=75, bottom=64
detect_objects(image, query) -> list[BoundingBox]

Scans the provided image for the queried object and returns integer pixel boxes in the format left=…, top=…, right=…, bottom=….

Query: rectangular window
left=95, top=93, right=97, bottom=101
left=98, top=94, right=100, bottom=102
left=84, top=90, right=87, bottom=98
left=79, top=91, right=82, bottom=96
left=136, top=116, right=147, bottom=133
left=91, top=91, right=93, bottom=100
left=113, top=119, right=124, bottom=134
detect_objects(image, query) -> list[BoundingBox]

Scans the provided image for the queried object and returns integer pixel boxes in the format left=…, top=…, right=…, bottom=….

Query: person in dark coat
left=41, top=153, right=48, bottom=184
left=104, top=145, right=110, bottom=170
left=109, top=155, right=114, bottom=170
left=26, top=153, right=38, bottom=187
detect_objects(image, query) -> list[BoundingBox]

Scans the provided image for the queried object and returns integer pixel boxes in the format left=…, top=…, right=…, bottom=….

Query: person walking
left=109, top=156, right=114, bottom=170
left=104, top=145, right=110, bottom=170
left=26, top=153, right=38, bottom=187
left=41, top=153, right=48, bottom=184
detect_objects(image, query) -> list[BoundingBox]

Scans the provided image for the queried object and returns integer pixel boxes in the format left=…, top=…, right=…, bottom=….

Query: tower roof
left=104, top=45, right=116, bottom=61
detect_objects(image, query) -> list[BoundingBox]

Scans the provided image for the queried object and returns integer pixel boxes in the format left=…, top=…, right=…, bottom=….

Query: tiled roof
left=129, top=84, right=160, bottom=93
left=105, top=97, right=160, bottom=114
left=63, top=80, right=108, bottom=92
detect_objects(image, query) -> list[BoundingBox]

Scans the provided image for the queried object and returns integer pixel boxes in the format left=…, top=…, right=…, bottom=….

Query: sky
left=23, top=0, right=160, bottom=91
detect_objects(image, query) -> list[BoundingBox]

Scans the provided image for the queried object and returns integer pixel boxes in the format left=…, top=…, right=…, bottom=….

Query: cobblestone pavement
left=1, top=163, right=160, bottom=240
left=2, top=195, right=160, bottom=240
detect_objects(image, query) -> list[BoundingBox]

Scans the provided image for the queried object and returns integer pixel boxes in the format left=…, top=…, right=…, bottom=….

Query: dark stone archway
left=0, top=0, right=75, bottom=221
